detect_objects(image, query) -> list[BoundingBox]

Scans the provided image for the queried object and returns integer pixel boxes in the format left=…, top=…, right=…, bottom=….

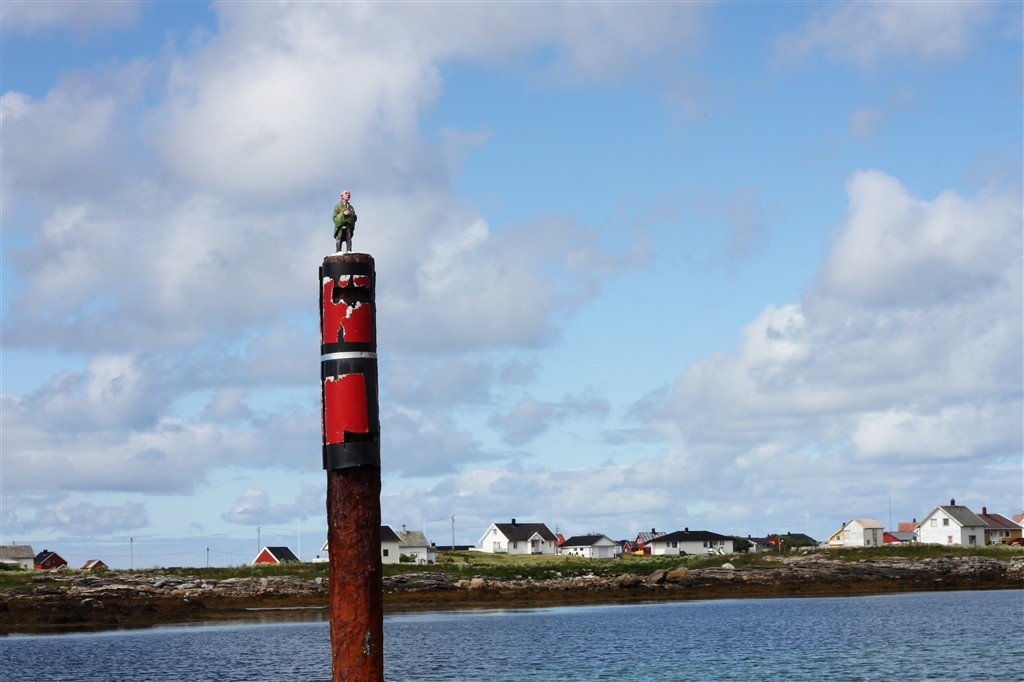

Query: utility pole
left=320, top=252, right=383, bottom=681
left=451, top=513, right=457, bottom=549
left=130, top=537, right=133, bottom=570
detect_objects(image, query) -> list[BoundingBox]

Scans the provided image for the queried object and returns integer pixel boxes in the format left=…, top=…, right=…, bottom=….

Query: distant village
left=4, top=499, right=1021, bottom=571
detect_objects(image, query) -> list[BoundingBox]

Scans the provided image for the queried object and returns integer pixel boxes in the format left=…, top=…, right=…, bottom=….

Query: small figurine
left=333, top=189, right=357, bottom=253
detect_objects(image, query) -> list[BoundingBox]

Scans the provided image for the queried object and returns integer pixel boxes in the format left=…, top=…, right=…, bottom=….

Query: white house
left=380, top=526, right=403, bottom=564
left=320, top=525, right=404, bottom=565
left=743, top=537, right=775, bottom=554
left=557, top=534, right=620, bottom=559
left=647, top=529, right=734, bottom=556
left=395, top=525, right=436, bottom=564
left=917, top=499, right=987, bottom=546
left=827, top=518, right=885, bottom=547
left=478, top=519, right=557, bottom=554
left=0, top=544, right=35, bottom=569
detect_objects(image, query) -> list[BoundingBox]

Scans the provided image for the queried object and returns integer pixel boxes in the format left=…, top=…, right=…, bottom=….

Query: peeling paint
left=323, top=374, right=369, bottom=444
left=322, top=280, right=373, bottom=345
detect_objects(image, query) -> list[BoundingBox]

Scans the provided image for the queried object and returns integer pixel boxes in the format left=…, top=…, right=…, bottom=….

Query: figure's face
left=341, top=191, right=351, bottom=202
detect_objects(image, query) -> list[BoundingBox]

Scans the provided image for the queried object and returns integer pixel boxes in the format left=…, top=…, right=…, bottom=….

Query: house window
left=968, top=535, right=977, bottom=545
left=942, top=518, right=949, bottom=526
left=671, top=542, right=678, bottom=548
left=383, top=549, right=389, bottom=557
left=930, top=519, right=937, bottom=527
left=947, top=536, right=953, bottom=544
left=512, top=542, right=518, bottom=549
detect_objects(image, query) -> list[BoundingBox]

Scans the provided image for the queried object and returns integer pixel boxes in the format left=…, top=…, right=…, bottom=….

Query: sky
left=1, top=1, right=1021, bottom=569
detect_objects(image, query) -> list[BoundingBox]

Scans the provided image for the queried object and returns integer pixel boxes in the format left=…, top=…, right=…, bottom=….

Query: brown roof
left=977, top=509, right=1020, bottom=530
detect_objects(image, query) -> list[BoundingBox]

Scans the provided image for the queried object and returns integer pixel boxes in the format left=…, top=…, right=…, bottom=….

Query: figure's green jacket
left=333, top=201, right=357, bottom=235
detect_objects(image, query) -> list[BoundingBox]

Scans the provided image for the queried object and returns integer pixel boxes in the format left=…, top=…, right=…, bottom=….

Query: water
left=2, top=590, right=1021, bottom=681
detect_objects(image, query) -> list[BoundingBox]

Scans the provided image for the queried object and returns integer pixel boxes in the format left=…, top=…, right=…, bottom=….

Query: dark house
left=253, top=546, right=300, bottom=565
left=34, top=550, right=68, bottom=570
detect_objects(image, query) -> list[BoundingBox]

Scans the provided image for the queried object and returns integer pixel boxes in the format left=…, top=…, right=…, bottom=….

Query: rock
left=645, top=569, right=668, bottom=585
left=666, top=567, right=690, bottom=582
left=615, top=574, right=643, bottom=588
left=2, top=553, right=1021, bottom=636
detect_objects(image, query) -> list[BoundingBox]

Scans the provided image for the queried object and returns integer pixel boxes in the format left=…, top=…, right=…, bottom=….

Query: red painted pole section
left=320, top=253, right=383, bottom=682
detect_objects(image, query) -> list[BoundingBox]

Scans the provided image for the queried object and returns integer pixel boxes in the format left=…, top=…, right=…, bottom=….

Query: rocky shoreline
left=3, top=555, right=1021, bottom=635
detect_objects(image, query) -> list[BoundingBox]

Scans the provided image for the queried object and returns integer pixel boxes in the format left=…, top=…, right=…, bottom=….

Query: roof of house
left=493, top=521, right=557, bottom=543
left=977, top=508, right=1020, bottom=530
left=635, top=530, right=664, bottom=544
left=381, top=526, right=403, bottom=544
left=650, top=530, right=733, bottom=543
left=928, top=504, right=986, bottom=528
left=263, top=546, right=300, bottom=562
left=849, top=518, right=884, bottom=529
left=81, top=559, right=108, bottom=569
left=560, top=534, right=613, bottom=547
left=768, top=532, right=818, bottom=545
left=321, top=526, right=408, bottom=552
left=34, top=550, right=65, bottom=564
left=395, top=527, right=431, bottom=548
left=0, top=545, right=35, bottom=561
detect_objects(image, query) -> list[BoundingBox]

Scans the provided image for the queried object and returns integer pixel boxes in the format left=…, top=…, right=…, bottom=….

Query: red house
left=34, top=550, right=68, bottom=570
left=252, top=546, right=300, bottom=565
left=81, top=559, right=109, bottom=571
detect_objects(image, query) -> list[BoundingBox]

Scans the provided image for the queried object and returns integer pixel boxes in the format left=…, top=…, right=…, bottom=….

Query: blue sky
left=2, top=1, right=1021, bottom=569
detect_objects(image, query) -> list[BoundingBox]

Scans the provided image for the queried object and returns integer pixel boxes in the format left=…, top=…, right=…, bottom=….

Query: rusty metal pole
left=320, top=253, right=383, bottom=681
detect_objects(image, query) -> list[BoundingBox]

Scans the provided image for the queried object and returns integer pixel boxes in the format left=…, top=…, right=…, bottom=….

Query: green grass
left=816, top=543, right=1022, bottom=562
left=1, top=544, right=1017, bottom=590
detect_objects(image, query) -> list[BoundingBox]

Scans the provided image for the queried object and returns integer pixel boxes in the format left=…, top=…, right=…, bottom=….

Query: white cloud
left=489, top=392, right=610, bottom=446
left=382, top=405, right=494, bottom=478
left=202, top=388, right=252, bottom=423
left=150, top=2, right=704, bottom=199
left=32, top=501, right=149, bottom=536
left=221, top=483, right=322, bottom=526
left=850, top=403, right=1018, bottom=463
left=776, top=2, right=993, bottom=68
left=817, top=170, right=1019, bottom=307
left=652, top=170, right=1021, bottom=473
left=0, top=73, right=139, bottom=201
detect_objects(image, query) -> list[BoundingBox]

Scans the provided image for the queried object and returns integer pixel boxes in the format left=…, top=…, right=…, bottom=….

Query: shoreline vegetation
left=2, top=545, right=1021, bottom=635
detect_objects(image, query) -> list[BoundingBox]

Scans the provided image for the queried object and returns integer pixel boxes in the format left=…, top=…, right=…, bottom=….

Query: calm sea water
left=2, top=590, right=1021, bottom=681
